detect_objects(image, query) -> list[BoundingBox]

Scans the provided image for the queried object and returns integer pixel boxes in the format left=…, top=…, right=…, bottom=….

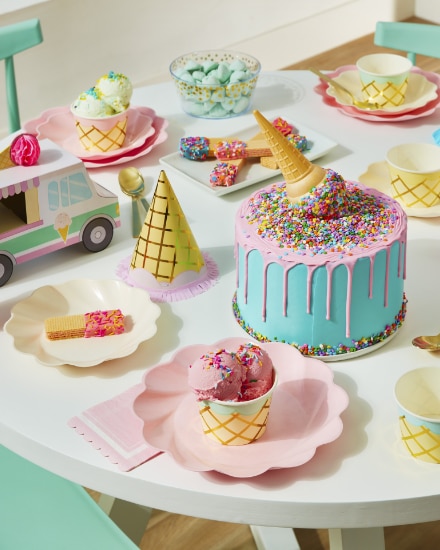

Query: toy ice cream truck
left=0, top=137, right=120, bottom=286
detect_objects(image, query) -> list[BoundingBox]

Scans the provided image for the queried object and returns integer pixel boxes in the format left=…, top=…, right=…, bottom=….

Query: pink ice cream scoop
left=188, top=349, right=245, bottom=402
left=10, top=133, right=40, bottom=166
left=235, top=343, right=274, bottom=401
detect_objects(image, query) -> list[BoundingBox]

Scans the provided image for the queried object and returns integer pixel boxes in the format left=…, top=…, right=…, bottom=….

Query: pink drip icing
left=306, top=266, right=314, bottom=314
left=243, top=249, right=250, bottom=304
left=236, top=182, right=407, bottom=343
left=384, top=247, right=390, bottom=307
left=283, top=267, right=289, bottom=316
left=369, top=257, right=374, bottom=298
left=262, top=262, right=269, bottom=321
left=326, top=265, right=335, bottom=321
left=235, top=242, right=239, bottom=288
left=345, top=263, right=354, bottom=338
left=399, top=232, right=407, bottom=279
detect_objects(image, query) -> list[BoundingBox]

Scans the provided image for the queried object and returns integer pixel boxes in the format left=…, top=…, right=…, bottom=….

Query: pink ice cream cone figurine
left=0, top=134, right=40, bottom=171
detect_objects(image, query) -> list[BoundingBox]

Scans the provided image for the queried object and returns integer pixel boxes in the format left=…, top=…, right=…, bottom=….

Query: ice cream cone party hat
left=253, top=110, right=326, bottom=203
left=121, top=170, right=218, bottom=301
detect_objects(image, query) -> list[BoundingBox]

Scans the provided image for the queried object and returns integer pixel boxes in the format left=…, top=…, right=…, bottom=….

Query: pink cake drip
left=235, top=179, right=407, bottom=339
left=238, top=239, right=406, bottom=339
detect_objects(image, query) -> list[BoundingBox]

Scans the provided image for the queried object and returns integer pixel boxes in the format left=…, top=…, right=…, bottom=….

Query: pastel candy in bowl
left=169, top=50, right=261, bottom=119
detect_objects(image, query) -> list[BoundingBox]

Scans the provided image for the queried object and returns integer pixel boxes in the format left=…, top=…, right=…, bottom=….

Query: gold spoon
left=412, top=334, right=440, bottom=351
left=118, top=167, right=150, bottom=238
left=310, top=67, right=380, bottom=110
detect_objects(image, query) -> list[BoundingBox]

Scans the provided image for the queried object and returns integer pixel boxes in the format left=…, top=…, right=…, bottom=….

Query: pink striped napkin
left=68, top=384, right=162, bottom=471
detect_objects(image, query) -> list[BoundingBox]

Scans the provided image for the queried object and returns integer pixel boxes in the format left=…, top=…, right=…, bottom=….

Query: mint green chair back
left=0, top=18, right=43, bottom=133
left=0, top=445, right=138, bottom=549
left=374, top=21, right=440, bottom=65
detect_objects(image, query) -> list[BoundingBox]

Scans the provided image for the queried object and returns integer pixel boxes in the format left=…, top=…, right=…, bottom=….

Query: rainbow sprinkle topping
left=191, top=349, right=235, bottom=380
left=210, top=162, right=239, bottom=187
left=236, top=343, right=264, bottom=367
left=272, top=117, right=294, bottom=136
left=244, top=171, right=402, bottom=256
left=215, top=140, right=248, bottom=160
left=180, top=136, right=210, bottom=160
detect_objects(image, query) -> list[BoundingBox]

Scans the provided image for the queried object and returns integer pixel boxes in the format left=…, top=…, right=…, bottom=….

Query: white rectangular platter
left=159, top=123, right=338, bottom=196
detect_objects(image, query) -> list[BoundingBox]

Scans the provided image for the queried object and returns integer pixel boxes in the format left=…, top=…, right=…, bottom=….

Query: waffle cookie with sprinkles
left=233, top=110, right=407, bottom=360
left=45, top=309, right=125, bottom=340
left=179, top=117, right=309, bottom=187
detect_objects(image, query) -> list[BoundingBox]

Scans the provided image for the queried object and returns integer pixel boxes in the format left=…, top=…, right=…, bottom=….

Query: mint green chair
left=374, top=21, right=440, bottom=65
left=0, top=445, right=139, bottom=549
left=0, top=18, right=43, bottom=133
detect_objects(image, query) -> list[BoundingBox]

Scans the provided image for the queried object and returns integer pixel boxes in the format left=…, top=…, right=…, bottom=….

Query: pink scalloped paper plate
left=314, top=65, right=440, bottom=122
left=80, top=115, right=168, bottom=169
left=133, top=337, right=349, bottom=477
left=23, top=107, right=169, bottom=168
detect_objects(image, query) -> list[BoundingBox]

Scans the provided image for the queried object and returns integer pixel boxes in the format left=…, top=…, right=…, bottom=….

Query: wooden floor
left=283, top=15, right=440, bottom=73
left=90, top=16, right=440, bottom=550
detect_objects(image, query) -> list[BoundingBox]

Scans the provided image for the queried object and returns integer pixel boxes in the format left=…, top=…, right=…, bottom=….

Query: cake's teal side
left=234, top=241, right=406, bottom=356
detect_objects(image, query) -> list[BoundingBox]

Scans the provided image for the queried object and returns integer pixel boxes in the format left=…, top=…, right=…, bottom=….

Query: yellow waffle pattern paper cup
left=198, top=371, right=277, bottom=445
left=395, top=367, right=440, bottom=463
left=356, top=53, right=412, bottom=107
left=386, top=143, right=440, bottom=208
left=71, top=110, right=128, bottom=152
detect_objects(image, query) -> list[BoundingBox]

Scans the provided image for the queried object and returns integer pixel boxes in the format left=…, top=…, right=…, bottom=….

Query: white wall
left=0, top=0, right=413, bottom=136
left=416, top=0, right=440, bottom=22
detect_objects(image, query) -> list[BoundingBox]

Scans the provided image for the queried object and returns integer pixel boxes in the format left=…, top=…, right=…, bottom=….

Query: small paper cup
left=394, top=367, right=440, bottom=463
left=386, top=143, right=440, bottom=208
left=197, top=370, right=277, bottom=445
left=356, top=53, right=412, bottom=107
left=70, top=107, right=128, bottom=152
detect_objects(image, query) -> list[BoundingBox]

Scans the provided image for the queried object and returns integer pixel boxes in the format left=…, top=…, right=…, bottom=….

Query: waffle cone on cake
left=253, top=110, right=326, bottom=203
left=130, top=170, right=205, bottom=283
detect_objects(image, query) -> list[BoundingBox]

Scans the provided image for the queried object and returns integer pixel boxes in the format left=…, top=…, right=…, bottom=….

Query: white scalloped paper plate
left=4, top=279, right=161, bottom=367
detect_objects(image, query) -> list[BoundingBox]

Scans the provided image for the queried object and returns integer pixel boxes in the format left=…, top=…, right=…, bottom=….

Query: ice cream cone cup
left=0, top=146, right=15, bottom=170
left=399, top=416, right=440, bottom=463
left=72, top=110, right=128, bottom=152
left=197, top=371, right=277, bottom=446
left=395, top=367, right=440, bottom=463
left=253, top=110, right=326, bottom=202
left=130, top=170, right=205, bottom=283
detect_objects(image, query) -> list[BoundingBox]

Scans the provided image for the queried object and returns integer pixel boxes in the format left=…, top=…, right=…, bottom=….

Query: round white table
left=2, top=71, right=440, bottom=550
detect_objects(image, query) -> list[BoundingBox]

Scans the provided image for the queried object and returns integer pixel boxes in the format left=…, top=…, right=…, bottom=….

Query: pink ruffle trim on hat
left=116, top=251, right=219, bottom=302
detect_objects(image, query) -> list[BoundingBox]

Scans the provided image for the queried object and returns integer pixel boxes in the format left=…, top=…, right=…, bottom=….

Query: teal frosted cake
left=233, top=111, right=407, bottom=359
